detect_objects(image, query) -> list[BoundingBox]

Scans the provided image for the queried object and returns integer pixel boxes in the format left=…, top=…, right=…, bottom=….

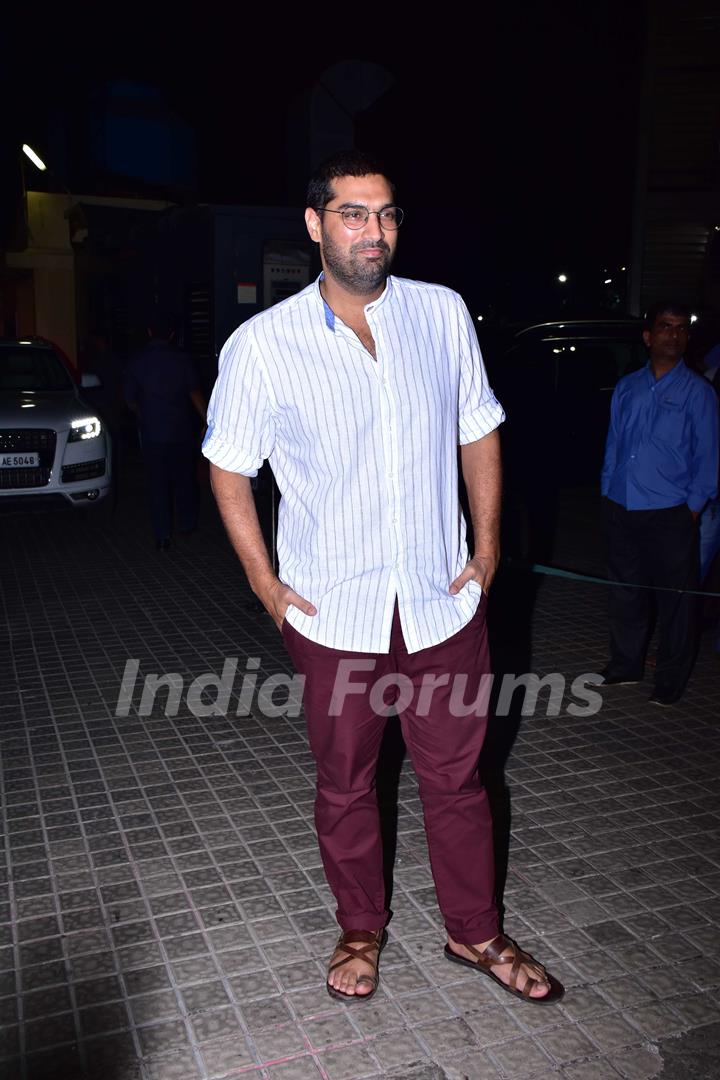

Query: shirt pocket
left=652, top=400, right=686, bottom=443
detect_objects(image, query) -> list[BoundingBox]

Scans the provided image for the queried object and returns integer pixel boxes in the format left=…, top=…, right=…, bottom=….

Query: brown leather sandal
left=444, top=933, right=564, bottom=1005
left=326, top=928, right=388, bottom=1002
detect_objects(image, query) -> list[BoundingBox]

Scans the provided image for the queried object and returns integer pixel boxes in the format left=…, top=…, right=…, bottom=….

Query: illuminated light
left=604, top=278, right=612, bottom=284
left=690, top=314, right=699, bottom=323
left=558, top=324, right=565, bottom=328
left=18, top=340, right=33, bottom=345
left=21, top=403, right=35, bottom=408
left=552, top=348, right=561, bottom=354
left=22, top=144, right=47, bottom=171
left=620, top=265, right=626, bottom=271
left=715, top=225, right=720, bottom=232
left=557, top=274, right=568, bottom=283
left=570, top=346, right=576, bottom=351
left=476, top=315, right=484, bottom=321
left=69, top=416, right=101, bottom=441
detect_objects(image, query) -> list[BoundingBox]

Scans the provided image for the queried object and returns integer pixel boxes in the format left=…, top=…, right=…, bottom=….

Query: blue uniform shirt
left=601, top=360, right=719, bottom=513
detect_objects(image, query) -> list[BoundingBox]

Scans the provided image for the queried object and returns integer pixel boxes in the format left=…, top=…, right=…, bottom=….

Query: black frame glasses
left=317, top=206, right=404, bottom=230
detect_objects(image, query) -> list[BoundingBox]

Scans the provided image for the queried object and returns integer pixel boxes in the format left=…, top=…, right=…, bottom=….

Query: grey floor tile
left=199, top=1034, right=255, bottom=1075
left=302, top=1013, right=357, bottom=1050
left=264, top=1058, right=323, bottom=1079
left=369, top=1030, right=429, bottom=1069
left=488, top=1036, right=555, bottom=1078
left=137, top=1019, right=190, bottom=1056
left=581, top=1014, right=646, bottom=1052
left=240, top=995, right=294, bottom=1030
left=145, top=1048, right=203, bottom=1080
left=607, top=1045, right=663, bottom=1079
left=317, top=1043, right=379, bottom=1080
left=254, top=1024, right=309, bottom=1061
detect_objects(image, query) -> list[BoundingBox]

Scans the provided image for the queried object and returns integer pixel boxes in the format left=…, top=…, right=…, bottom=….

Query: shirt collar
left=314, top=272, right=393, bottom=333
left=645, top=358, right=687, bottom=388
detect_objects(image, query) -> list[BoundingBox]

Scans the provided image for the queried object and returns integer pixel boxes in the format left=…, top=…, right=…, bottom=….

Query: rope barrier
left=506, top=558, right=720, bottom=598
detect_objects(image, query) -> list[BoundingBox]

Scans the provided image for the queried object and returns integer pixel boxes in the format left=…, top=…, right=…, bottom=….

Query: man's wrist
left=250, top=570, right=280, bottom=602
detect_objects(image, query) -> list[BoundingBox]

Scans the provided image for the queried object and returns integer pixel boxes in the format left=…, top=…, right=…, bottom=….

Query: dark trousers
left=143, top=440, right=198, bottom=541
left=282, top=600, right=498, bottom=944
left=604, top=498, right=698, bottom=695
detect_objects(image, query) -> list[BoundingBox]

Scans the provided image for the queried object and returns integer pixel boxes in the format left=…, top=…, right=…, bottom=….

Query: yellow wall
left=6, top=192, right=77, bottom=365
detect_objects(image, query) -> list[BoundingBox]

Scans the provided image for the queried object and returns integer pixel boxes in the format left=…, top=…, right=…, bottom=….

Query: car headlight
left=68, top=416, right=102, bottom=441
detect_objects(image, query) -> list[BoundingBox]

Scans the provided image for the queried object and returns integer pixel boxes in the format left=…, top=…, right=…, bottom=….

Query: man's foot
left=599, top=666, right=643, bottom=686
left=326, top=929, right=386, bottom=1001
left=445, top=933, right=563, bottom=1004
left=649, top=686, right=684, bottom=707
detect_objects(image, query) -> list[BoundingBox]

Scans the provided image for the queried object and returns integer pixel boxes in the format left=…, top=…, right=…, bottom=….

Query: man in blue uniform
left=600, top=300, right=718, bottom=705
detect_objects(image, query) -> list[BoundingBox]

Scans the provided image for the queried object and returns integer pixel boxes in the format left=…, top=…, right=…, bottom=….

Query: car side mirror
left=81, top=372, right=101, bottom=388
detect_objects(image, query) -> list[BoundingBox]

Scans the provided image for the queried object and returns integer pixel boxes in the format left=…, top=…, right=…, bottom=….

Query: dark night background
left=1, top=2, right=645, bottom=319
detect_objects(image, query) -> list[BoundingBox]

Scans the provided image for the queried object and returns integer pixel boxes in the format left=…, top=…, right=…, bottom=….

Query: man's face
left=643, top=312, right=690, bottom=365
left=305, top=174, right=398, bottom=295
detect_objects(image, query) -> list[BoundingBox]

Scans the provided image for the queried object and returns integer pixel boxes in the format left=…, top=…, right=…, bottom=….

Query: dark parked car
left=483, top=318, right=645, bottom=561
left=487, top=319, right=645, bottom=487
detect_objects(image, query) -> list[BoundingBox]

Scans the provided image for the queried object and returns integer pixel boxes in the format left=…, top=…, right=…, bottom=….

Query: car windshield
left=0, top=347, right=74, bottom=391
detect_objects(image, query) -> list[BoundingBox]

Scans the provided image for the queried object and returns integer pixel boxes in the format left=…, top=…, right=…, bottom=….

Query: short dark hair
left=306, top=149, right=395, bottom=210
left=146, top=309, right=175, bottom=338
left=643, top=300, right=692, bottom=330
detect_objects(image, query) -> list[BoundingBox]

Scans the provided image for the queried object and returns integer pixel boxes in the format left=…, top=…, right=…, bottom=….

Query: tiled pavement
left=1, top=468, right=719, bottom=1080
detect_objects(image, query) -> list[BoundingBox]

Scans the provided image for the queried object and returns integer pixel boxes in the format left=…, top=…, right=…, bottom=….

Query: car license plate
left=0, top=452, right=40, bottom=467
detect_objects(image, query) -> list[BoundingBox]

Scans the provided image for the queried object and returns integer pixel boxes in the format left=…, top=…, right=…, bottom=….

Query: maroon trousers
left=282, top=600, right=498, bottom=944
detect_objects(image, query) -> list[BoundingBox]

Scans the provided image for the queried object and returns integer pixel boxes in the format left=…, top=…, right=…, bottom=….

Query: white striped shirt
left=203, top=274, right=505, bottom=653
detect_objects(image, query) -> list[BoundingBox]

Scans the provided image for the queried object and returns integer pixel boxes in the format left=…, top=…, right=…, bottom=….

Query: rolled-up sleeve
left=456, top=298, right=505, bottom=444
left=202, top=327, right=276, bottom=476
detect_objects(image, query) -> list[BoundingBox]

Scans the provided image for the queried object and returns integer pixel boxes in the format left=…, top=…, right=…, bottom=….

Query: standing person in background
left=600, top=301, right=719, bottom=704
left=698, top=346, right=720, bottom=652
left=125, top=311, right=206, bottom=550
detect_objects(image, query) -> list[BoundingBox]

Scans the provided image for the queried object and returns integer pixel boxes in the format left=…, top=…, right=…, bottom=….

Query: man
left=203, top=151, right=561, bottom=1004
left=600, top=300, right=719, bottom=704
left=125, top=312, right=206, bottom=549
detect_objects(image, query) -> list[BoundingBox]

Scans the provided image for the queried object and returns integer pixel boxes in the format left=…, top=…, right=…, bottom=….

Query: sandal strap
left=328, top=930, right=383, bottom=976
left=464, top=933, right=547, bottom=986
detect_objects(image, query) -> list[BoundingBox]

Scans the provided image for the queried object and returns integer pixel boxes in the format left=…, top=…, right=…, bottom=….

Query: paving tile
left=265, top=1058, right=323, bottom=1079
left=302, top=1012, right=357, bottom=1049
left=539, top=1024, right=599, bottom=1064
left=137, top=1019, right=190, bottom=1056
left=78, top=999, right=131, bottom=1036
left=416, top=1017, right=479, bottom=1056
left=238, top=994, right=293, bottom=1030
left=442, top=1051, right=502, bottom=1079
left=488, top=1036, right=555, bottom=1078
left=129, top=989, right=181, bottom=1024
left=180, top=978, right=230, bottom=1012
left=466, top=1003, right=528, bottom=1046
left=607, top=1045, right=663, bottom=1079
left=581, top=1014, right=645, bottom=1052
left=317, top=1043, right=379, bottom=1080
left=563, top=1061, right=624, bottom=1080
left=254, top=1024, right=309, bottom=1061
left=145, top=1048, right=203, bottom=1079
left=198, top=1034, right=256, bottom=1075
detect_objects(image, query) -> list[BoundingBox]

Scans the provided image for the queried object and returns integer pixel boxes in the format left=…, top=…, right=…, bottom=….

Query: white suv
left=0, top=339, right=113, bottom=512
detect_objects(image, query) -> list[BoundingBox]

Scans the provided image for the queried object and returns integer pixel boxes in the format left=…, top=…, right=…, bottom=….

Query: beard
left=321, top=230, right=394, bottom=294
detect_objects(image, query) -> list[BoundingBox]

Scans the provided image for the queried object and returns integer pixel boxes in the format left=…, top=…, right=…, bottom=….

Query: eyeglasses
left=317, top=205, right=404, bottom=230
